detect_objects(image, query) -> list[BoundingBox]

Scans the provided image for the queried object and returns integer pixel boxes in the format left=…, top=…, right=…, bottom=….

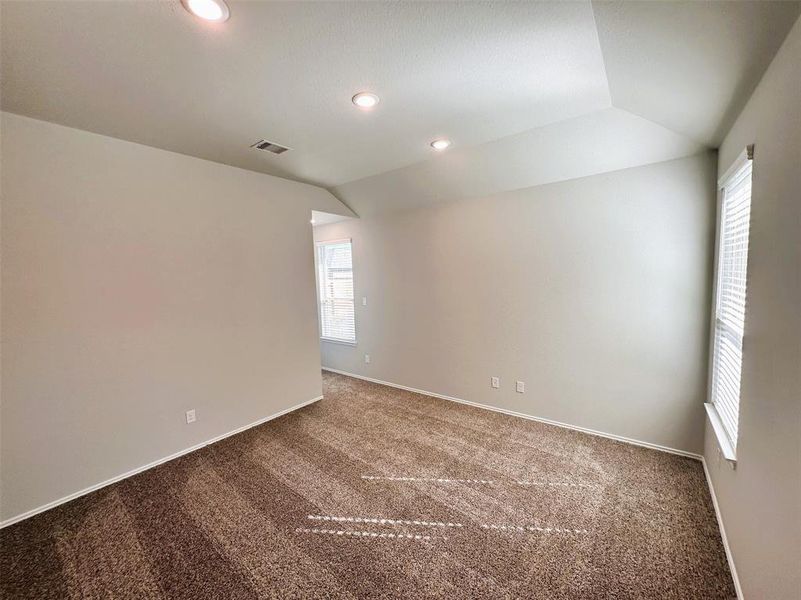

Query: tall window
left=316, top=239, right=356, bottom=343
left=709, top=146, right=753, bottom=457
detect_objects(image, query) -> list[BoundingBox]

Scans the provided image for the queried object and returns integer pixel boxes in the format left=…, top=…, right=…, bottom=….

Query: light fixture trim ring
left=181, top=0, right=230, bottom=23
left=352, top=92, right=380, bottom=109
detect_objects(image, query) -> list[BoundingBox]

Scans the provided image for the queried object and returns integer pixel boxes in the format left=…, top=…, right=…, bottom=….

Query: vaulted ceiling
left=2, top=1, right=799, bottom=216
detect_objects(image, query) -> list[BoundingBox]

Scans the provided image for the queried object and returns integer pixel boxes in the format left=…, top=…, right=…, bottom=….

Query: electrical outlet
left=365, top=354, right=370, bottom=364
left=185, top=409, right=196, bottom=424
left=491, top=376, right=500, bottom=389
left=516, top=381, right=525, bottom=393
left=362, top=297, right=368, bottom=306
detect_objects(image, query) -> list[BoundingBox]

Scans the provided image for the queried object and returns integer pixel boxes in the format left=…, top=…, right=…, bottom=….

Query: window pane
left=317, top=241, right=356, bottom=342
left=710, top=153, right=752, bottom=450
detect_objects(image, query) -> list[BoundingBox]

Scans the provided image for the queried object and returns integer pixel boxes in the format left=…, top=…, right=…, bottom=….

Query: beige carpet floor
left=1, top=371, right=735, bottom=599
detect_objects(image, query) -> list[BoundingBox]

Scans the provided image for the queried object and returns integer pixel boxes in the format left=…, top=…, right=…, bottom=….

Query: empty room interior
left=1, top=1, right=800, bottom=598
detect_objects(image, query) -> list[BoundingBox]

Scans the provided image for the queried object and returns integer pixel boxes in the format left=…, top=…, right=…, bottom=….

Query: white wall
left=0, top=112, right=351, bottom=523
left=316, top=153, right=716, bottom=455
left=703, top=17, right=801, bottom=600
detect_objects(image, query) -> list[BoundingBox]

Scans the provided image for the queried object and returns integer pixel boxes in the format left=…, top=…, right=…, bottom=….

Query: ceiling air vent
left=251, top=139, right=290, bottom=155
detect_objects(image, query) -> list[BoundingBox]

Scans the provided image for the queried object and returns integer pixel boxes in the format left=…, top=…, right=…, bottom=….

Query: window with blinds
left=709, top=147, right=753, bottom=455
left=316, top=240, right=356, bottom=343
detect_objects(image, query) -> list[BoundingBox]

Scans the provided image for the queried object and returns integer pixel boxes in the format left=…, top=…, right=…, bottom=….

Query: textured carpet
left=1, top=372, right=735, bottom=599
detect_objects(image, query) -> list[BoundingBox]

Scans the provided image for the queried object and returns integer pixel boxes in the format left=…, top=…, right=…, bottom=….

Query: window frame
left=315, top=238, right=357, bottom=345
left=705, top=145, right=754, bottom=464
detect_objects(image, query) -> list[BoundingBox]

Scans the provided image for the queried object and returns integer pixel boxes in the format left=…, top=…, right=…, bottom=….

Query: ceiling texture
left=2, top=1, right=799, bottom=216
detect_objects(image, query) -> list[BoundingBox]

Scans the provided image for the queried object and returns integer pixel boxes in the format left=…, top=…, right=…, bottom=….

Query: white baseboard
left=701, top=457, right=744, bottom=599
left=0, top=395, right=323, bottom=529
left=322, top=368, right=703, bottom=461
left=6, top=373, right=737, bottom=594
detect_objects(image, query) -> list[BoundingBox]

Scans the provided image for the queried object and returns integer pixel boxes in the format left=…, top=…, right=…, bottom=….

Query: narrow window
left=707, top=146, right=753, bottom=459
left=316, top=239, right=356, bottom=343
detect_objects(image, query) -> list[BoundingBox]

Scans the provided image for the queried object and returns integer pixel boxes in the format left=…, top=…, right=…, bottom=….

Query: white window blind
left=316, top=240, right=356, bottom=343
left=710, top=148, right=753, bottom=452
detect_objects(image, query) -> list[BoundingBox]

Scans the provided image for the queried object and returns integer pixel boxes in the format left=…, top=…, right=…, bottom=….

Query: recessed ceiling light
left=310, top=218, right=316, bottom=225
left=181, top=0, right=230, bottom=22
left=430, top=139, right=451, bottom=151
left=352, top=92, right=380, bottom=110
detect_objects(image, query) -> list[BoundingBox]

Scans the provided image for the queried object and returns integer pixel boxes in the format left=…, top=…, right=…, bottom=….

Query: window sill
left=320, top=337, right=357, bottom=347
left=704, top=403, right=737, bottom=464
